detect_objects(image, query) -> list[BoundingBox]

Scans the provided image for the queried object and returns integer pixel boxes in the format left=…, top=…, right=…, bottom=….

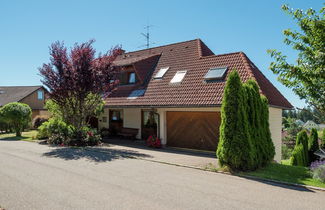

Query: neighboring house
left=295, top=119, right=305, bottom=126
left=0, top=86, right=49, bottom=120
left=303, top=120, right=320, bottom=130
left=98, top=39, right=293, bottom=162
left=319, top=124, right=325, bottom=130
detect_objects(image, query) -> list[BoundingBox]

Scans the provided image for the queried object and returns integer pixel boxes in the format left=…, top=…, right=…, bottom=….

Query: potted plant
left=146, top=135, right=162, bottom=148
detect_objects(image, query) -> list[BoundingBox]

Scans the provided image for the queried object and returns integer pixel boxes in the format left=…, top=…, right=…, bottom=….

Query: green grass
left=0, top=130, right=38, bottom=141
left=241, top=162, right=325, bottom=189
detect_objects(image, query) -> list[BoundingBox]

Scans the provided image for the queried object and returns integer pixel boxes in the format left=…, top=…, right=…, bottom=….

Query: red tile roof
left=106, top=39, right=292, bottom=109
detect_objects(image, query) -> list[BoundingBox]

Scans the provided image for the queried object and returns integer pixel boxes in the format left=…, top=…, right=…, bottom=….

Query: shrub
left=100, top=127, right=110, bottom=138
left=33, top=115, right=49, bottom=128
left=146, top=135, right=162, bottom=148
left=282, top=144, right=293, bottom=160
left=310, top=160, right=325, bottom=183
left=308, top=128, right=319, bottom=162
left=243, top=81, right=260, bottom=167
left=295, top=130, right=309, bottom=165
left=217, top=70, right=255, bottom=171
left=0, top=102, right=32, bottom=136
left=290, top=144, right=307, bottom=166
left=36, top=122, right=50, bottom=139
left=69, top=126, right=101, bottom=146
left=321, top=128, right=325, bottom=148
left=37, top=118, right=73, bottom=144
left=260, top=95, right=275, bottom=163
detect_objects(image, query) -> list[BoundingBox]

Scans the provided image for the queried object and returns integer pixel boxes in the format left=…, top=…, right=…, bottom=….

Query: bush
left=290, top=144, right=307, bottom=166
left=260, top=95, right=275, bottom=163
left=282, top=144, right=293, bottom=160
left=100, top=127, right=110, bottom=138
left=37, top=118, right=73, bottom=144
left=217, top=70, right=255, bottom=171
left=310, top=160, right=325, bottom=183
left=294, top=130, right=309, bottom=165
left=308, top=128, right=319, bottom=162
left=321, top=128, right=325, bottom=148
left=69, top=126, right=101, bottom=146
left=0, top=102, right=32, bottom=136
left=36, top=122, right=49, bottom=139
left=33, top=115, right=49, bottom=128
left=243, top=81, right=261, bottom=167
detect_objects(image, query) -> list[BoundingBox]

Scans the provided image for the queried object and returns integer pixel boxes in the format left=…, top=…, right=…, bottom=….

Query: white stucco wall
left=98, top=108, right=142, bottom=139
left=98, top=108, right=109, bottom=129
left=99, top=106, right=283, bottom=162
left=269, top=107, right=282, bottom=162
left=122, top=108, right=142, bottom=139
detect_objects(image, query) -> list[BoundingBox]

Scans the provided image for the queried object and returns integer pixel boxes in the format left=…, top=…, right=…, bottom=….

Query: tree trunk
left=16, top=129, right=21, bottom=137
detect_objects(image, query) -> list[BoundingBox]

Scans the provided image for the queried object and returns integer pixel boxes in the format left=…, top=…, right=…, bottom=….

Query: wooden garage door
left=166, top=111, right=221, bottom=151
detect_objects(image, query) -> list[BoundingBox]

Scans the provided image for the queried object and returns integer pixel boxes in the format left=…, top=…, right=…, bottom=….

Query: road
left=0, top=140, right=324, bottom=210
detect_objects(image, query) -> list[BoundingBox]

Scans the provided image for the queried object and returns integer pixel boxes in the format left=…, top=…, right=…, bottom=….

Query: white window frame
left=154, top=67, right=169, bottom=79
left=170, top=70, right=187, bottom=83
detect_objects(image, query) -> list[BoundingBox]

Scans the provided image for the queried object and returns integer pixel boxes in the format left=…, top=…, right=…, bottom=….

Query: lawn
left=240, top=162, right=325, bottom=189
left=0, top=130, right=38, bottom=142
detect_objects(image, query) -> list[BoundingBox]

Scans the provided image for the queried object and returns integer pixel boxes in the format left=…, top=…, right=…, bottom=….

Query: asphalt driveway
left=0, top=140, right=325, bottom=210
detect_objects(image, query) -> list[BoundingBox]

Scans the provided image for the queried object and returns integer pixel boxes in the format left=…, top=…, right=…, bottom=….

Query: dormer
left=118, top=65, right=138, bottom=86
left=113, top=53, right=161, bottom=86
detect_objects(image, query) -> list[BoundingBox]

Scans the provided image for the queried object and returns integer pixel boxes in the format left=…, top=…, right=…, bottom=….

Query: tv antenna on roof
left=139, top=25, right=155, bottom=49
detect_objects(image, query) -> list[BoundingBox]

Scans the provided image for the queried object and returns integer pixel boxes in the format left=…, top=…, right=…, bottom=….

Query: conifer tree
left=260, top=95, right=275, bottom=163
left=308, top=128, right=319, bottom=162
left=294, top=130, right=309, bottom=166
left=217, top=70, right=254, bottom=171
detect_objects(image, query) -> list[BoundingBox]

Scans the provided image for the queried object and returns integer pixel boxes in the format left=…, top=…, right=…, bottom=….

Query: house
left=319, top=124, right=325, bottom=130
left=303, top=120, right=320, bottom=130
left=98, top=39, right=293, bottom=162
left=295, top=119, right=305, bottom=126
left=0, top=86, right=49, bottom=120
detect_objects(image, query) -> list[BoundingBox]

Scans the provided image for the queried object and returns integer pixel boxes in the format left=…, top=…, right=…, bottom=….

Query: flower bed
left=310, top=160, right=325, bottom=183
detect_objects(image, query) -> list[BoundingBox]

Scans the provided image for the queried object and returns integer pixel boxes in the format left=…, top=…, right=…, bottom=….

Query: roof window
left=154, top=67, right=169, bottom=79
left=204, top=67, right=227, bottom=80
left=127, top=89, right=145, bottom=99
left=170, top=71, right=187, bottom=83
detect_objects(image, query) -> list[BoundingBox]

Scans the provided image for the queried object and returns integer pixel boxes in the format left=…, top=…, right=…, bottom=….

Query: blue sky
left=0, top=0, right=323, bottom=108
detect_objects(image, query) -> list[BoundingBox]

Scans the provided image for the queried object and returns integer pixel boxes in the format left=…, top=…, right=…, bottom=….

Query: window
left=143, top=111, right=158, bottom=128
left=154, top=67, right=169, bottom=79
left=119, top=72, right=137, bottom=85
left=37, top=90, right=44, bottom=100
left=128, top=72, right=136, bottom=84
left=111, top=110, right=123, bottom=122
left=127, top=89, right=145, bottom=99
left=102, top=117, right=107, bottom=123
left=170, top=71, right=187, bottom=83
left=204, top=67, right=227, bottom=80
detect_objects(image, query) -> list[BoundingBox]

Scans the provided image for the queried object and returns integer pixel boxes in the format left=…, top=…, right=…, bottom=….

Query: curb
left=84, top=146, right=325, bottom=192
left=236, top=174, right=325, bottom=192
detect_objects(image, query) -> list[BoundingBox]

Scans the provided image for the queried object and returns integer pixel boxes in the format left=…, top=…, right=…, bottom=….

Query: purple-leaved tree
left=39, top=40, right=122, bottom=139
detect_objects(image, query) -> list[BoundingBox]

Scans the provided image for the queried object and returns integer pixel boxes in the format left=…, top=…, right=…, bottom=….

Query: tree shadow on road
left=42, top=147, right=152, bottom=162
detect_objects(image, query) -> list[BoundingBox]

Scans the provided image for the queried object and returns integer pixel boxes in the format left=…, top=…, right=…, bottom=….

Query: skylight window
left=154, top=67, right=169, bottom=79
left=170, top=71, right=187, bottom=83
left=127, top=89, right=145, bottom=99
left=204, top=67, right=227, bottom=80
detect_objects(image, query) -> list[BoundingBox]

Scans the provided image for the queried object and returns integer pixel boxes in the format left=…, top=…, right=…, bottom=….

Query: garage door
left=166, top=111, right=221, bottom=151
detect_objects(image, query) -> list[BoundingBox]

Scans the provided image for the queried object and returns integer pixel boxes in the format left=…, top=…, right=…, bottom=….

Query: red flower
left=146, top=135, right=161, bottom=148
